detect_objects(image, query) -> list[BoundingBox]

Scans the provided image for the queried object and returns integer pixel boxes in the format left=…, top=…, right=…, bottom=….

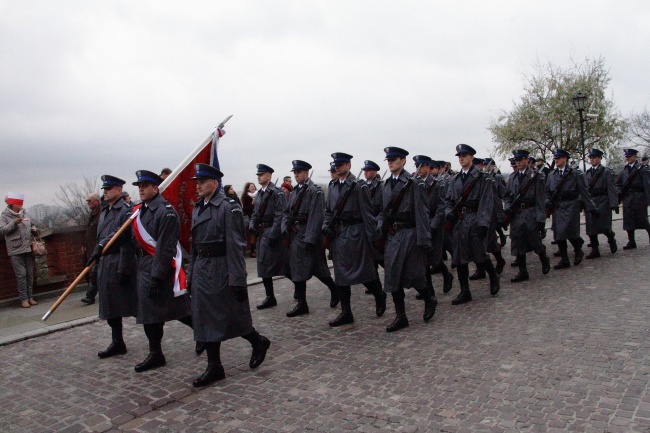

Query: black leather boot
left=468, top=265, right=486, bottom=280
left=494, top=252, right=506, bottom=275
left=574, top=248, right=585, bottom=265
left=286, top=300, right=309, bottom=317
left=386, top=291, right=408, bottom=332
left=329, top=286, right=354, bottom=327
left=607, top=233, right=617, bottom=254
left=511, top=256, right=529, bottom=283
left=540, top=254, right=551, bottom=274
left=249, top=336, right=271, bottom=369
left=586, top=247, right=600, bottom=259
left=257, top=296, right=277, bottom=310
left=134, top=351, right=166, bottom=373
left=451, top=290, right=472, bottom=305
left=553, top=259, right=571, bottom=270
left=442, top=265, right=454, bottom=294
left=423, top=294, right=437, bottom=322
left=195, top=342, right=206, bottom=355
left=193, top=363, right=225, bottom=387
left=452, top=265, right=472, bottom=305
left=374, top=290, right=387, bottom=317
left=98, top=340, right=127, bottom=359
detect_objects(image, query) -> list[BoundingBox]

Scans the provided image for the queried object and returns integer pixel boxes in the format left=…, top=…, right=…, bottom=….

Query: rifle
left=374, top=176, right=413, bottom=251
left=545, top=167, right=573, bottom=218
left=444, top=171, right=485, bottom=232
left=502, top=167, right=543, bottom=228
left=249, top=186, right=275, bottom=244
left=283, top=171, right=313, bottom=247
left=322, top=179, right=357, bottom=248
left=618, top=160, right=649, bottom=204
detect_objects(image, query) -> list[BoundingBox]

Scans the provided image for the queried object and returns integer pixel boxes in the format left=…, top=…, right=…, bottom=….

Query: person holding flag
left=131, top=170, right=194, bottom=373
left=187, top=163, right=270, bottom=387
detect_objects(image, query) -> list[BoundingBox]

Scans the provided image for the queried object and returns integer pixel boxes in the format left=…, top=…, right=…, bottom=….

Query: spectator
left=224, top=185, right=242, bottom=206
left=81, top=193, right=102, bottom=305
left=0, top=193, right=39, bottom=308
left=283, top=176, right=292, bottom=187
left=160, top=168, right=172, bottom=180
left=281, top=182, right=293, bottom=199
left=121, top=191, right=132, bottom=205
left=241, top=182, right=258, bottom=257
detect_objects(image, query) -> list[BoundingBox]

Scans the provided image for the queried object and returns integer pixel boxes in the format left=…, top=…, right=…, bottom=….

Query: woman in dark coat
left=240, top=182, right=257, bottom=257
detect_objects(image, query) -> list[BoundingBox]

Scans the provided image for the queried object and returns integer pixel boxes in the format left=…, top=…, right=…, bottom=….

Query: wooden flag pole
left=42, top=115, right=233, bottom=321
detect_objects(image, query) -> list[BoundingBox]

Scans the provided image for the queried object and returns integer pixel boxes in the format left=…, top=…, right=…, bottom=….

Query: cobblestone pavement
left=1, top=220, right=650, bottom=432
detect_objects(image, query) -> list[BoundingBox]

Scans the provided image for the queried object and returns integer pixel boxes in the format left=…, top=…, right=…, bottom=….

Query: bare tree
left=55, top=176, right=101, bottom=226
left=628, top=109, right=650, bottom=155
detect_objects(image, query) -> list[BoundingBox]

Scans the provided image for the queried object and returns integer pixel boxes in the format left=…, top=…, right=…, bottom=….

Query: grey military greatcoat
left=617, top=162, right=650, bottom=231
left=188, top=191, right=253, bottom=342
left=585, top=165, right=618, bottom=235
left=425, top=175, right=446, bottom=267
left=377, top=170, right=431, bottom=293
left=96, top=198, right=138, bottom=320
left=503, top=168, right=546, bottom=257
left=135, top=194, right=191, bottom=325
left=545, top=168, right=596, bottom=240
left=281, top=179, right=331, bottom=282
left=324, top=174, right=378, bottom=286
left=445, top=166, right=494, bottom=266
left=249, top=183, right=290, bottom=278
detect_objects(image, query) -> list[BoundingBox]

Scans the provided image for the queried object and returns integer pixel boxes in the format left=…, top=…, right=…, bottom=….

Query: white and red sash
left=131, top=205, right=187, bottom=297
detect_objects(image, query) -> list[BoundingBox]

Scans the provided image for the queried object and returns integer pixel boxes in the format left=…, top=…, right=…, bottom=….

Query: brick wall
left=0, top=226, right=86, bottom=301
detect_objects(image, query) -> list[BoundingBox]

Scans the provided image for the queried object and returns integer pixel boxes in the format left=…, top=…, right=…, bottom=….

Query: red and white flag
left=160, top=128, right=225, bottom=252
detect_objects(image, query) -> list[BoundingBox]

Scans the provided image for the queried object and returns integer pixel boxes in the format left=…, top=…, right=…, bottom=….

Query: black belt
left=590, top=190, right=607, bottom=197
left=558, top=194, right=578, bottom=201
left=258, top=222, right=274, bottom=228
left=389, top=221, right=416, bottom=231
left=460, top=206, right=478, bottom=214
left=516, top=201, right=536, bottom=210
left=195, top=242, right=226, bottom=258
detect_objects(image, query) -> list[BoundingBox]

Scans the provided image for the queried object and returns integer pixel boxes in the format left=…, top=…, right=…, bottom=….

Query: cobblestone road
left=1, top=220, right=650, bottom=432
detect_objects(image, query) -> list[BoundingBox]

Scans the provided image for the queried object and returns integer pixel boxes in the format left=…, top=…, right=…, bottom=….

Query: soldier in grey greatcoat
left=545, top=149, right=598, bottom=269
left=281, top=160, right=339, bottom=318
left=187, top=164, right=270, bottom=387
left=412, top=155, right=444, bottom=305
left=84, top=175, right=138, bottom=359
left=429, top=160, right=454, bottom=294
left=444, top=144, right=500, bottom=306
left=502, top=150, right=551, bottom=282
left=323, top=153, right=386, bottom=328
left=617, top=148, right=650, bottom=249
left=584, top=148, right=619, bottom=258
left=131, top=170, right=193, bottom=373
left=376, top=147, right=434, bottom=333
left=362, top=160, right=385, bottom=294
left=249, top=164, right=290, bottom=310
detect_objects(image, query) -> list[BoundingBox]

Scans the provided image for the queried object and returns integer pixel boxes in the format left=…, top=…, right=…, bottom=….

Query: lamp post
left=572, top=92, right=587, bottom=171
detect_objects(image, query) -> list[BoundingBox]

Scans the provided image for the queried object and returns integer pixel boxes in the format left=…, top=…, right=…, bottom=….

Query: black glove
left=537, top=222, right=545, bottom=232
left=322, top=227, right=335, bottom=238
left=148, top=277, right=163, bottom=299
left=445, top=213, right=459, bottom=225
left=268, top=238, right=279, bottom=247
left=249, top=227, right=260, bottom=237
left=545, top=202, right=554, bottom=211
left=590, top=209, right=601, bottom=219
left=85, top=244, right=104, bottom=267
left=118, top=272, right=130, bottom=285
left=612, top=206, right=620, bottom=214
left=421, top=244, right=433, bottom=254
left=476, top=226, right=488, bottom=239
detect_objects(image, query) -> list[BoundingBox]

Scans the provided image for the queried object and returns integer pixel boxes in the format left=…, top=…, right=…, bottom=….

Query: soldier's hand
left=445, top=213, right=458, bottom=224
left=590, top=209, right=601, bottom=219
left=249, top=227, right=260, bottom=237
left=476, top=226, right=488, bottom=239
left=14, top=217, right=22, bottom=225
left=536, top=222, right=545, bottom=232
left=118, top=272, right=130, bottom=285
left=612, top=206, right=620, bottom=214
left=85, top=244, right=104, bottom=267
left=322, top=227, right=335, bottom=238
left=148, top=277, right=163, bottom=298
left=421, top=244, right=433, bottom=254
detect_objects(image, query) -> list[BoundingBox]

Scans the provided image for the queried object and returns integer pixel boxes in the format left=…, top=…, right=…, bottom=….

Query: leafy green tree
left=489, top=56, right=628, bottom=168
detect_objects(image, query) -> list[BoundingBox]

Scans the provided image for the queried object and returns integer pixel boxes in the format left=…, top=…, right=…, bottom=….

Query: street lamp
left=572, top=92, right=587, bottom=171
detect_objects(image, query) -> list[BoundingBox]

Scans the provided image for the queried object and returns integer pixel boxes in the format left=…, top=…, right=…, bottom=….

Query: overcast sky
left=2, top=0, right=649, bottom=206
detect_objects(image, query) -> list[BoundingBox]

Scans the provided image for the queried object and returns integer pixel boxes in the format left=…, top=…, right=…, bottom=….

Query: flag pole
left=42, top=116, right=233, bottom=321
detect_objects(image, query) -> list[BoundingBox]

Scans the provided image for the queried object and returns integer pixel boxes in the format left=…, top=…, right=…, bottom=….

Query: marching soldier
left=85, top=175, right=138, bottom=358
left=502, top=150, right=551, bottom=282
left=445, top=144, right=500, bottom=305
left=131, top=170, right=193, bottom=372
left=412, top=155, right=444, bottom=305
left=429, top=160, right=454, bottom=293
left=281, top=160, right=339, bottom=317
left=545, top=150, right=598, bottom=269
left=323, top=153, right=386, bottom=327
left=584, top=148, right=618, bottom=258
left=249, top=164, right=290, bottom=309
left=362, top=160, right=383, bottom=219
left=377, top=147, right=434, bottom=332
left=484, top=157, right=508, bottom=248
left=617, top=148, right=650, bottom=249
left=187, top=164, right=270, bottom=387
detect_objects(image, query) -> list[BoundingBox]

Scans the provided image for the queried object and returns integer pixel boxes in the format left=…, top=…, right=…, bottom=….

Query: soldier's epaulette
left=360, top=181, right=368, bottom=189
left=329, top=179, right=337, bottom=186
left=276, top=191, right=284, bottom=196
left=165, top=204, right=173, bottom=208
